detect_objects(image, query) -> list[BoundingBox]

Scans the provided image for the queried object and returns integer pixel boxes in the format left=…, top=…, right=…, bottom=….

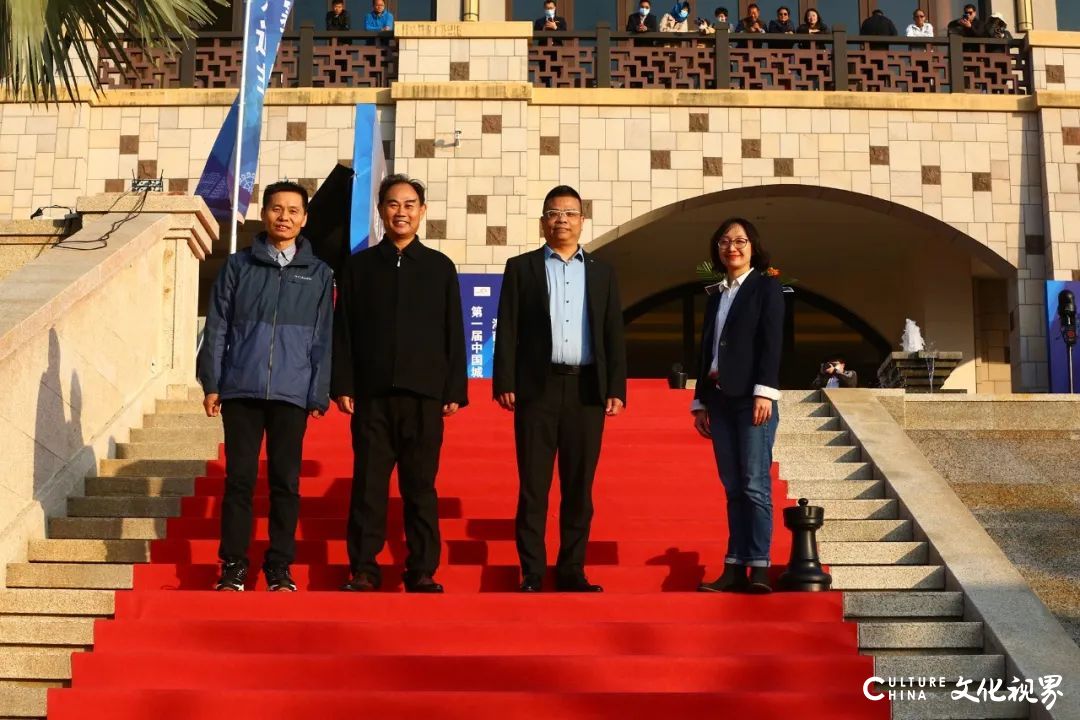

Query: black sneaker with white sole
left=214, top=561, right=247, bottom=591
left=265, top=564, right=297, bottom=592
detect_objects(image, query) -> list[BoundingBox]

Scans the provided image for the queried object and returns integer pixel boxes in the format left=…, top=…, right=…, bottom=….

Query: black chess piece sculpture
left=779, top=498, right=832, bottom=592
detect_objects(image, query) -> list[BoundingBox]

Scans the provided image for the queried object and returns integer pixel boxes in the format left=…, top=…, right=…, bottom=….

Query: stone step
left=781, top=389, right=821, bottom=403
left=874, top=653, right=1002, bottom=679
left=0, top=589, right=115, bottom=616
left=844, top=591, right=964, bottom=619
left=96, top=459, right=208, bottom=477
left=84, top=476, right=196, bottom=497
left=166, top=385, right=204, bottom=401
left=774, top=446, right=862, bottom=463
left=777, top=416, right=841, bottom=432
left=777, top=461, right=874, bottom=480
left=819, top=541, right=927, bottom=565
left=785, top=480, right=884, bottom=499
left=890, top=688, right=1028, bottom=719
left=859, top=621, right=984, bottom=650
left=813, top=499, right=897, bottom=520
left=0, top=685, right=47, bottom=717
left=154, top=399, right=209, bottom=414
left=130, top=427, right=223, bottom=444
left=0, top=648, right=72, bottom=680
left=114, top=441, right=220, bottom=460
left=775, top=402, right=832, bottom=418
left=0, top=617, right=95, bottom=646
left=831, top=565, right=945, bottom=591
left=774, top=430, right=851, bottom=446
left=817, top=519, right=912, bottom=542
left=5, top=564, right=133, bottom=590
left=141, top=413, right=221, bottom=429
left=28, top=539, right=151, bottom=564
left=49, top=517, right=167, bottom=540
left=68, top=496, right=181, bottom=519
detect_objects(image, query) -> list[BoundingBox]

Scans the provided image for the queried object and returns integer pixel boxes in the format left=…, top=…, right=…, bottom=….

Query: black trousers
left=347, top=392, right=444, bottom=583
left=514, top=369, right=606, bottom=579
left=219, top=398, right=308, bottom=569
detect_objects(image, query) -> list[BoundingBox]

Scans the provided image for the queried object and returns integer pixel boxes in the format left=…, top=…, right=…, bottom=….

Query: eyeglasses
left=542, top=209, right=583, bottom=220
left=915, top=13, right=925, bottom=18
left=717, top=238, right=749, bottom=249
left=964, top=10, right=974, bottom=16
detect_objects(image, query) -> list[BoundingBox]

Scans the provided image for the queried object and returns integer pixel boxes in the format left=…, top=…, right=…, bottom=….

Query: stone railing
left=97, top=24, right=397, bottom=90
left=0, top=194, right=215, bottom=586
left=529, top=25, right=1031, bottom=93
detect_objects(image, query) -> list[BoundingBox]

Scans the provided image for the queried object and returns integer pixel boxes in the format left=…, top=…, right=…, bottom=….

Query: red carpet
left=48, top=380, right=886, bottom=719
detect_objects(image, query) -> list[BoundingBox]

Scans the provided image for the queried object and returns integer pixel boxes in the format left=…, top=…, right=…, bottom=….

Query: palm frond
left=1, top=0, right=223, bottom=101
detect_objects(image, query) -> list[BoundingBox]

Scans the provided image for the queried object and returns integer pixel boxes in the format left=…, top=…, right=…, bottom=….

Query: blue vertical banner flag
left=195, top=0, right=294, bottom=223
left=459, top=274, right=503, bottom=379
left=350, top=104, right=387, bottom=253
left=1045, top=280, right=1080, bottom=393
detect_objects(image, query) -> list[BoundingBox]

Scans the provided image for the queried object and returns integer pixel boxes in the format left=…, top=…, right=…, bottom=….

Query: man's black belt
left=551, top=363, right=594, bottom=375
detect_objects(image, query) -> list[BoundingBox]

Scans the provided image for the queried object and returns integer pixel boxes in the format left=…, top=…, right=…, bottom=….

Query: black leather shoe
left=698, top=564, right=748, bottom=593
left=746, top=566, right=772, bottom=594
left=341, top=571, right=380, bottom=592
left=404, top=575, right=445, bottom=594
left=519, top=574, right=543, bottom=593
left=556, top=575, right=603, bottom=592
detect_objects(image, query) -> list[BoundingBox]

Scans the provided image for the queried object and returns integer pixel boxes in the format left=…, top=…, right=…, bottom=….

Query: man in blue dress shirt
left=494, top=185, right=627, bottom=593
left=364, top=0, right=394, bottom=31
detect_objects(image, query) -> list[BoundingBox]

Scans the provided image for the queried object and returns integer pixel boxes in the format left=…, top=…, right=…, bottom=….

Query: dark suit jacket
left=330, top=237, right=468, bottom=406
left=534, top=15, right=568, bottom=30
left=693, top=269, right=784, bottom=403
left=627, top=13, right=659, bottom=32
left=493, top=246, right=627, bottom=405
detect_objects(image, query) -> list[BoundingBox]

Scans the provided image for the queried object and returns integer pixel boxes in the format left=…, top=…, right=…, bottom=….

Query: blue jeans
left=707, top=394, right=779, bottom=567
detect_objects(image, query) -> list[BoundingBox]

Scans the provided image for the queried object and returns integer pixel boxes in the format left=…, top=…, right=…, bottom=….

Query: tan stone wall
left=974, top=278, right=1014, bottom=393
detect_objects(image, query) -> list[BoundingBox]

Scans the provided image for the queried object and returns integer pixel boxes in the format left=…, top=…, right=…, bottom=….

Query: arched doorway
left=589, top=184, right=1018, bottom=392
left=623, top=282, right=892, bottom=387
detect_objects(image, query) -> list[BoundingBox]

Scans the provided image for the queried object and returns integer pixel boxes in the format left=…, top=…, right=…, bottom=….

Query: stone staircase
left=0, top=387, right=1027, bottom=719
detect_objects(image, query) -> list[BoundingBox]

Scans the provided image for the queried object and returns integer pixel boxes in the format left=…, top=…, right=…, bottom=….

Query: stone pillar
left=392, top=23, right=533, bottom=273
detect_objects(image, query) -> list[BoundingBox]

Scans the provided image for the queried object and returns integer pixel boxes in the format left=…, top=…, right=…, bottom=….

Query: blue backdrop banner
left=1045, top=280, right=1080, bottom=393
left=459, top=274, right=503, bottom=379
left=196, top=0, right=294, bottom=222
left=350, top=104, right=386, bottom=253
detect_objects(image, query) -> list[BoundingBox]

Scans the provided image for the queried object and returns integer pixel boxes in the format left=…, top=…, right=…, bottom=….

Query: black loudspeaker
left=305, top=163, right=355, bottom=273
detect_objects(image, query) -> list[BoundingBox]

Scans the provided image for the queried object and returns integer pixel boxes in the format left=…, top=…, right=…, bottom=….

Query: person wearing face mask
left=533, top=0, right=567, bottom=32
left=627, top=0, right=659, bottom=33
left=660, top=1, right=692, bottom=32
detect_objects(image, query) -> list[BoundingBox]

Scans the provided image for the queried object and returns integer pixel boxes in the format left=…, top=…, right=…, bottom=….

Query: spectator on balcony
left=987, top=13, right=1012, bottom=39
left=534, top=1, right=568, bottom=32
left=697, top=7, right=732, bottom=35
left=947, top=4, right=987, bottom=38
left=627, top=0, right=659, bottom=33
left=860, top=8, right=898, bottom=36
left=905, top=8, right=934, bottom=37
left=735, top=3, right=766, bottom=34
left=364, top=0, right=394, bottom=32
left=767, top=6, right=795, bottom=34
left=795, top=8, right=828, bottom=48
left=766, top=6, right=795, bottom=49
left=326, top=0, right=351, bottom=30
left=659, top=2, right=692, bottom=32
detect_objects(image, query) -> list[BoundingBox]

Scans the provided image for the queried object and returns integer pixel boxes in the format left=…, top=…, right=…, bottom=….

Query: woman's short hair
left=709, top=217, right=771, bottom=273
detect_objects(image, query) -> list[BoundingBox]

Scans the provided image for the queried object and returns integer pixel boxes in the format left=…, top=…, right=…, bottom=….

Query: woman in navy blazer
left=691, top=218, right=784, bottom=594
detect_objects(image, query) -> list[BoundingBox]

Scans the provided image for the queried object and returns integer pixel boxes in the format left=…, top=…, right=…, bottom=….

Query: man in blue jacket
left=364, top=0, right=394, bottom=31
left=197, top=181, right=334, bottom=593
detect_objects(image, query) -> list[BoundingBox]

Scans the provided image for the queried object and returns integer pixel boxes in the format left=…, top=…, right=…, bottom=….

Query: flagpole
left=230, top=0, right=254, bottom=254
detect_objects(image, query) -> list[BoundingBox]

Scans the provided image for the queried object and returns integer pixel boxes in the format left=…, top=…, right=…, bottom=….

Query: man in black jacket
left=331, top=174, right=468, bottom=593
left=494, top=185, right=627, bottom=593
left=948, top=4, right=989, bottom=37
left=198, top=181, right=334, bottom=593
left=860, top=8, right=898, bottom=36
